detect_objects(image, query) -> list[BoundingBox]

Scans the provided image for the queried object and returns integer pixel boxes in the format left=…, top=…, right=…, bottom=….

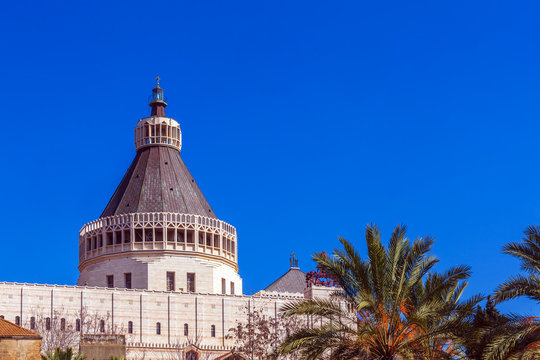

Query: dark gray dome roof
left=264, top=268, right=306, bottom=294
left=101, top=146, right=216, bottom=219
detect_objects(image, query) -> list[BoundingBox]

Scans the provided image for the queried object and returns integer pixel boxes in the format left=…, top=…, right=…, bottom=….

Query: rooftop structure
left=264, top=254, right=307, bottom=294
left=0, top=79, right=335, bottom=359
left=0, top=318, right=41, bottom=339
left=0, top=318, right=42, bottom=360
left=78, top=79, right=242, bottom=294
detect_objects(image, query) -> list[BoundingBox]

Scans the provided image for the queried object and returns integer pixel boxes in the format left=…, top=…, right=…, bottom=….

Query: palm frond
left=482, top=315, right=540, bottom=360
left=494, top=274, right=540, bottom=303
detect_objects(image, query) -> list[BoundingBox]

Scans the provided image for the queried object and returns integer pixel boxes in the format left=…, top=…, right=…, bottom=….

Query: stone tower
left=77, top=79, right=242, bottom=295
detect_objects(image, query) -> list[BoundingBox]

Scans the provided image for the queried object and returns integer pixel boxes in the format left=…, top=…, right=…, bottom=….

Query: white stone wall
left=0, top=282, right=302, bottom=359
left=146, top=255, right=243, bottom=294
left=78, top=254, right=242, bottom=295
left=78, top=256, right=149, bottom=289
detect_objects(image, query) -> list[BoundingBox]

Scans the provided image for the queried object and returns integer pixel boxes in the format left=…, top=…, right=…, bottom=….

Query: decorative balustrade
left=79, top=212, right=237, bottom=266
left=127, top=342, right=233, bottom=351
left=135, top=116, right=182, bottom=152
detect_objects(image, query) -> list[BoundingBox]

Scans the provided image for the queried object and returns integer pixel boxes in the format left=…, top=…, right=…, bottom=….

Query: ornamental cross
left=290, top=252, right=298, bottom=267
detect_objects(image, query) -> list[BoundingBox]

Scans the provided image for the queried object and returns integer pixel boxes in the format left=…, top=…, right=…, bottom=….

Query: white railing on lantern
left=135, top=121, right=181, bottom=151
left=79, top=212, right=237, bottom=265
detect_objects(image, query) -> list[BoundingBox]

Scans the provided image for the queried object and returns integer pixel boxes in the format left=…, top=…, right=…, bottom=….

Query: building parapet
left=79, top=212, right=238, bottom=267
left=127, top=342, right=233, bottom=351
left=303, top=285, right=340, bottom=300
left=255, top=290, right=304, bottom=298
left=0, top=282, right=305, bottom=300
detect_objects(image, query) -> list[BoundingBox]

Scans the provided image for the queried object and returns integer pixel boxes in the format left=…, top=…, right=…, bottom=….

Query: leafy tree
left=494, top=225, right=540, bottom=303
left=277, top=224, right=480, bottom=360
left=41, top=347, right=84, bottom=360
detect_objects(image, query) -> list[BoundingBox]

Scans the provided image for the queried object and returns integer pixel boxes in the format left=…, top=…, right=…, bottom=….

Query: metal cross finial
left=290, top=252, right=298, bottom=268
left=156, top=75, right=160, bottom=86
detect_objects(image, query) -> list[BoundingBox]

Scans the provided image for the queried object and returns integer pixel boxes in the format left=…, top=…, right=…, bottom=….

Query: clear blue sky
left=0, top=0, right=538, bottom=314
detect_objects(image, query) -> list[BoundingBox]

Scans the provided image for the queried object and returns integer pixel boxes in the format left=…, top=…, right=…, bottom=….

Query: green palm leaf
left=277, top=224, right=479, bottom=360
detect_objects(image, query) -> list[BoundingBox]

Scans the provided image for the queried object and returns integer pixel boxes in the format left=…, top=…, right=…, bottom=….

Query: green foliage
left=460, top=296, right=507, bottom=360
left=41, top=347, right=84, bottom=360
left=277, top=224, right=480, bottom=360
left=494, top=225, right=540, bottom=304
left=480, top=314, right=540, bottom=360
left=460, top=296, right=540, bottom=360
left=478, top=225, right=540, bottom=360
left=108, top=356, right=125, bottom=360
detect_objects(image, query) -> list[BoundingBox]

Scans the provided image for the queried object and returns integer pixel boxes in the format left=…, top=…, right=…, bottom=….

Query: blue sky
left=0, top=0, right=539, bottom=314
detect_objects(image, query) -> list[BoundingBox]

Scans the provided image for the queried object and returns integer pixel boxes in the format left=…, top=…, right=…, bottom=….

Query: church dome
left=101, top=77, right=214, bottom=218
left=78, top=78, right=241, bottom=294
left=101, top=142, right=216, bottom=218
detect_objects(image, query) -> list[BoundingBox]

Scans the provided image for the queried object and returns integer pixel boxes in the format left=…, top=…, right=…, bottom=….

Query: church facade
left=0, top=80, right=331, bottom=359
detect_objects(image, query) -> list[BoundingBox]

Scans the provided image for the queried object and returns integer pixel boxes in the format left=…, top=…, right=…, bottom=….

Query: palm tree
left=459, top=297, right=539, bottom=360
left=277, top=224, right=480, bottom=360
left=460, top=296, right=506, bottom=360
left=480, top=314, right=540, bottom=360
left=484, top=226, right=540, bottom=360
left=494, top=225, right=540, bottom=303
left=41, top=347, right=85, bottom=360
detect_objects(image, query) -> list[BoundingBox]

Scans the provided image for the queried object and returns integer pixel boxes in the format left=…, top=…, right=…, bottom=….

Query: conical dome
left=101, top=78, right=216, bottom=218
left=101, top=146, right=216, bottom=218
left=78, top=79, right=242, bottom=294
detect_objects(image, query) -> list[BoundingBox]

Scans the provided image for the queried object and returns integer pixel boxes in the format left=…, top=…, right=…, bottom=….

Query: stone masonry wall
left=0, top=338, right=42, bottom=360
left=78, top=254, right=243, bottom=294
left=0, top=282, right=303, bottom=359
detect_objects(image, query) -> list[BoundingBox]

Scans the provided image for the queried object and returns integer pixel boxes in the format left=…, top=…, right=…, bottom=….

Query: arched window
left=15, top=316, right=20, bottom=325
left=30, top=317, right=36, bottom=330
left=211, top=325, right=216, bottom=337
left=128, top=321, right=133, bottom=334
left=100, top=320, right=105, bottom=333
left=60, top=318, right=66, bottom=331
left=156, top=322, right=161, bottom=335
left=76, top=319, right=81, bottom=332
left=46, top=317, right=51, bottom=330
left=183, top=323, right=189, bottom=336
